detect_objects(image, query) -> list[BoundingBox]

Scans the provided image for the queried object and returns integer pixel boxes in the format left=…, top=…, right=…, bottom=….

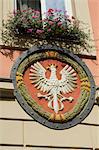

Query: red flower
left=48, top=21, right=54, bottom=25
left=36, top=29, right=44, bottom=34
left=27, top=29, right=33, bottom=33
left=32, top=16, right=38, bottom=19
left=48, top=8, right=54, bottom=13
left=57, top=22, right=62, bottom=26
left=48, top=29, right=51, bottom=32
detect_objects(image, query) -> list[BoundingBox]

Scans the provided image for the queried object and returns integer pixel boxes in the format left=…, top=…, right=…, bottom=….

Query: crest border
left=11, top=45, right=96, bottom=130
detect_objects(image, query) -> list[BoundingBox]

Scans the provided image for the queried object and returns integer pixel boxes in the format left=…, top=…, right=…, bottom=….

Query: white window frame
left=14, top=0, right=17, bottom=11
left=64, top=0, right=73, bottom=16
left=40, top=0, right=46, bottom=20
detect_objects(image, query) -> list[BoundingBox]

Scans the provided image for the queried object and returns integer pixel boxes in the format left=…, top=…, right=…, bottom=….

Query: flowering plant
left=2, top=8, right=92, bottom=53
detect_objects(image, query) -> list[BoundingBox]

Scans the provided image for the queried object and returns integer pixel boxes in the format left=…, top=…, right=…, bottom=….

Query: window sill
left=0, top=44, right=96, bottom=60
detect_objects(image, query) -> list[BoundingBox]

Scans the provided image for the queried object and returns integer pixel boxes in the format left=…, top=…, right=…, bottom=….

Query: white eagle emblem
left=29, top=62, right=77, bottom=113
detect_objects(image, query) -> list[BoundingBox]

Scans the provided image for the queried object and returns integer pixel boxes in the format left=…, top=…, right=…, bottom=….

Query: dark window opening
left=16, top=0, right=41, bottom=11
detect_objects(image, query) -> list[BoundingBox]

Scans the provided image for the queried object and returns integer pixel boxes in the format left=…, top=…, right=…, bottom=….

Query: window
left=16, top=0, right=73, bottom=16
left=16, top=0, right=41, bottom=11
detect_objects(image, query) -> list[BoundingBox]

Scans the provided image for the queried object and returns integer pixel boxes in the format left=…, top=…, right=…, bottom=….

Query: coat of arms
left=11, top=46, right=96, bottom=129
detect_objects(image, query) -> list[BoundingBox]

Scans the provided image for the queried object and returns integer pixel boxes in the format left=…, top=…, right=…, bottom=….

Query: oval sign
left=11, top=45, right=96, bottom=130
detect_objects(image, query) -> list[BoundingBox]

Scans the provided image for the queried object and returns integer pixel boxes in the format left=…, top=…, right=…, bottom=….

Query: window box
left=2, top=8, right=92, bottom=54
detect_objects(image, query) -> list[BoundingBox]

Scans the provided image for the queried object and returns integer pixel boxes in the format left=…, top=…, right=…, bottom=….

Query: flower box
left=2, top=8, right=92, bottom=53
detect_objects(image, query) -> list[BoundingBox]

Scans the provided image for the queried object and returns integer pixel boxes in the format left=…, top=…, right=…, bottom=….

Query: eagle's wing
left=29, top=62, right=51, bottom=92
left=59, top=64, right=77, bottom=94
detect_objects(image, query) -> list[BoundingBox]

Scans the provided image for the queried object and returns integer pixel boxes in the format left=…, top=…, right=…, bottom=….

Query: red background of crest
left=23, top=59, right=81, bottom=114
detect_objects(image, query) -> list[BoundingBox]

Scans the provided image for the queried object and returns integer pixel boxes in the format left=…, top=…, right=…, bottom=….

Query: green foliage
left=2, top=8, right=92, bottom=53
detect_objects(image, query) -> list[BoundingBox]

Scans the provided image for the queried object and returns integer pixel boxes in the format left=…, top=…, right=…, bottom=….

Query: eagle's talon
left=67, top=97, right=74, bottom=102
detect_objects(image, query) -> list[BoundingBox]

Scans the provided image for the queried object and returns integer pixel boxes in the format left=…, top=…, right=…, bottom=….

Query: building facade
left=0, top=0, right=99, bottom=150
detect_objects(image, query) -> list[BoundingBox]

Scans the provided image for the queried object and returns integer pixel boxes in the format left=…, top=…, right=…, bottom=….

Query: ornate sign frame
left=11, top=45, right=96, bottom=130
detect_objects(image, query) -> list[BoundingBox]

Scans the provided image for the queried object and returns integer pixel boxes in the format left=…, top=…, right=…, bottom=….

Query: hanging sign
left=11, top=46, right=96, bottom=130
